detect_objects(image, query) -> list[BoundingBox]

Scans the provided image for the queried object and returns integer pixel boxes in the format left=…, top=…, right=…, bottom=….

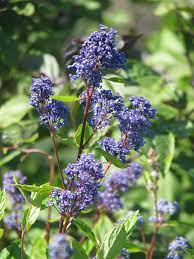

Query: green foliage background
left=0, top=0, right=194, bottom=258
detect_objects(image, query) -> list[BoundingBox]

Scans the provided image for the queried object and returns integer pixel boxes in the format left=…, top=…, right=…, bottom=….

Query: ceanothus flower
left=98, top=137, right=130, bottom=162
left=166, top=237, right=189, bottom=259
left=99, top=97, right=156, bottom=161
left=149, top=199, right=179, bottom=223
left=40, top=100, right=68, bottom=131
left=118, top=248, right=130, bottom=259
left=48, top=154, right=103, bottom=216
left=30, top=75, right=68, bottom=131
left=49, top=234, right=73, bottom=259
left=98, top=163, right=142, bottom=213
left=3, top=170, right=26, bottom=231
left=30, top=75, right=53, bottom=109
left=69, top=24, right=126, bottom=88
left=90, top=89, right=124, bottom=130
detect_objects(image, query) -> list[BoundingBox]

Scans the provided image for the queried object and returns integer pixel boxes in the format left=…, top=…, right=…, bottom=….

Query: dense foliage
left=0, top=0, right=194, bottom=258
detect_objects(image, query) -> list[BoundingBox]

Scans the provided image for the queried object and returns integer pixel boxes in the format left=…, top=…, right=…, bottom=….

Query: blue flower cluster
left=166, top=237, right=189, bottom=259
left=49, top=234, right=73, bottom=259
left=98, top=96, right=157, bottom=161
left=90, top=89, right=124, bottom=130
left=69, top=24, right=125, bottom=88
left=98, top=162, right=142, bottom=213
left=48, top=154, right=103, bottom=216
left=3, top=170, right=26, bottom=231
left=118, top=248, right=130, bottom=259
left=149, top=199, right=179, bottom=223
left=99, top=137, right=130, bottom=162
left=30, top=75, right=68, bottom=131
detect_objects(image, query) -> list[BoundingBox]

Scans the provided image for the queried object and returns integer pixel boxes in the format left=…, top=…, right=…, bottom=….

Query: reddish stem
left=49, top=126, right=65, bottom=188
left=77, top=81, right=94, bottom=159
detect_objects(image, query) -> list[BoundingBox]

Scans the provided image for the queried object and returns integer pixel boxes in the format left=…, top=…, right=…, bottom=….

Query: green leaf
left=0, top=240, right=22, bottom=259
left=94, top=215, right=114, bottom=242
left=0, top=228, right=4, bottom=239
left=52, top=95, right=79, bottom=103
left=73, top=218, right=99, bottom=248
left=0, top=190, right=7, bottom=221
left=22, top=206, right=40, bottom=232
left=14, top=183, right=52, bottom=208
left=71, top=239, right=88, bottom=259
left=74, top=122, right=93, bottom=147
left=14, top=183, right=52, bottom=193
left=30, top=237, right=47, bottom=259
left=124, top=211, right=139, bottom=235
left=125, top=242, right=143, bottom=253
left=0, top=150, right=21, bottom=166
left=97, top=212, right=138, bottom=259
left=185, top=249, right=194, bottom=258
left=104, top=77, right=125, bottom=83
left=154, top=132, right=175, bottom=176
left=96, top=148, right=129, bottom=168
left=0, top=96, right=32, bottom=128
left=157, top=104, right=178, bottom=120
left=97, top=222, right=127, bottom=259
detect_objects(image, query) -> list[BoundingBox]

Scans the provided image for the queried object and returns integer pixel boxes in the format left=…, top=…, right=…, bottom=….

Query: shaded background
left=0, top=0, right=194, bottom=258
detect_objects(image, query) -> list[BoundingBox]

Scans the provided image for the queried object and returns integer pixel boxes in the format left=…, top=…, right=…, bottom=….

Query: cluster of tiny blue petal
left=98, top=96, right=156, bottom=161
left=30, top=75, right=68, bottom=131
left=69, top=24, right=125, bottom=88
left=149, top=199, right=179, bottom=223
left=118, top=248, right=130, bottom=259
left=98, top=137, right=130, bottom=162
left=3, top=170, right=26, bottom=231
left=157, top=199, right=179, bottom=215
left=48, top=154, right=103, bottom=216
left=49, top=234, right=73, bottom=259
left=166, top=237, right=189, bottom=259
left=98, top=163, right=142, bottom=213
left=30, top=75, right=53, bottom=109
left=40, top=100, right=68, bottom=131
left=90, top=89, right=124, bottom=130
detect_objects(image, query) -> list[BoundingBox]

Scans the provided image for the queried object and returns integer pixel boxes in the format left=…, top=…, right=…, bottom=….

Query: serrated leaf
left=0, top=96, right=32, bottom=128
left=14, top=183, right=52, bottom=193
left=74, top=122, right=93, bottom=147
left=96, top=148, right=129, bottom=169
left=0, top=150, right=21, bottom=166
left=154, top=132, right=175, bottom=176
left=73, top=218, right=99, bottom=248
left=22, top=206, right=40, bottom=232
left=97, top=212, right=138, bottom=259
left=0, top=190, right=7, bottom=221
left=124, top=211, right=138, bottom=235
left=52, top=95, right=79, bottom=103
left=71, top=239, right=88, bottom=259
left=97, top=222, right=126, bottom=259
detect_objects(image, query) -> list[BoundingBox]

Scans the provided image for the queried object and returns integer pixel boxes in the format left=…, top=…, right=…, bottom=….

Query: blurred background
left=0, top=0, right=194, bottom=258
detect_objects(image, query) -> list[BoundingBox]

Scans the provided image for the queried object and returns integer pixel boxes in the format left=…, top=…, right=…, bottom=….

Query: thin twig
left=48, top=126, right=65, bottom=188
left=147, top=190, right=160, bottom=259
left=77, top=81, right=94, bottom=159
left=21, top=231, right=25, bottom=259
